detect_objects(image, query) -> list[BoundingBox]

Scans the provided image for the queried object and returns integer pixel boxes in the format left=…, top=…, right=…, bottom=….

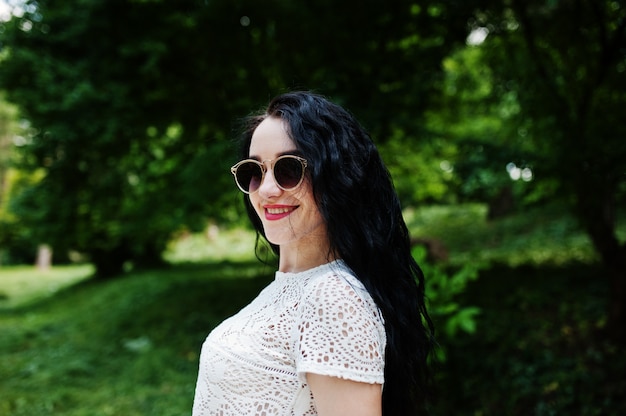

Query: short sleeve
left=294, top=273, right=386, bottom=384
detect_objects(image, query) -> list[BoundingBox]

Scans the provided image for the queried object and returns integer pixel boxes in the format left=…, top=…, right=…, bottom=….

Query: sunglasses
left=230, top=155, right=308, bottom=194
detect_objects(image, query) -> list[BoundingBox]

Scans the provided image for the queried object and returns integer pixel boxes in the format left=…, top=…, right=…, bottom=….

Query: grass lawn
left=0, top=265, right=94, bottom=309
left=0, top=203, right=624, bottom=415
left=0, top=261, right=272, bottom=416
left=404, top=203, right=600, bottom=267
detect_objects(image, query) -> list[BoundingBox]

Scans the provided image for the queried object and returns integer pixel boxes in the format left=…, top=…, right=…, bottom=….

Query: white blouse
left=192, top=260, right=386, bottom=415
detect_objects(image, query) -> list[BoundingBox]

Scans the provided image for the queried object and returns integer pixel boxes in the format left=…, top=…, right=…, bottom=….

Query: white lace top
left=192, top=260, right=386, bottom=415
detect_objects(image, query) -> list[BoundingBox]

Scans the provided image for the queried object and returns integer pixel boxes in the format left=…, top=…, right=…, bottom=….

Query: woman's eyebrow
left=279, top=150, right=303, bottom=157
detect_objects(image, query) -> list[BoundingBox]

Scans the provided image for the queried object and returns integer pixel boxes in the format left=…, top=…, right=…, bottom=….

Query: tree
left=0, top=93, right=16, bottom=206
left=425, top=45, right=537, bottom=217
left=0, top=0, right=482, bottom=277
left=474, top=0, right=626, bottom=343
left=0, top=0, right=240, bottom=276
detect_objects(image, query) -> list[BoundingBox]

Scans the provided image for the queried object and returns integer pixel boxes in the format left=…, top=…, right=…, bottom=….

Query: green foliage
left=379, top=129, right=458, bottom=205
left=474, top=1, right=626, bottom=257
left=413, top=245, right=481, bottom=339
left=436, top=264, right=626, bottom=415
left=0, top=94, right=30, bottom=264
left=425, top=45, right=540, bottom=212
left=0, top=0, right=245, bottom=274
left=0, top=168, right=42, bottom=265
left=485, top=0, right=626, bottom=192
left=0, top=92, right=17, bottom=173
left=432, top=0, right=626, bottom=341
left=0, top=0, right=484, bottom=274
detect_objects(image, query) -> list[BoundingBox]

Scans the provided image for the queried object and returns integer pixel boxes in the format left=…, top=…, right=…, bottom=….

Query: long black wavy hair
left=238, top=91, right=435, bottom=415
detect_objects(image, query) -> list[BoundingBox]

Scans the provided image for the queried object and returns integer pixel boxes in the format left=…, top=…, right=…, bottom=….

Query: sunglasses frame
left=230, top=155, right=308, bottom=194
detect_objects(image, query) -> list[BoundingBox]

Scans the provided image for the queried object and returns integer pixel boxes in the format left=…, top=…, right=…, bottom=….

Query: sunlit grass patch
left=405, top=203, right=600, bottom=267
left=0, top=264, right=94, bottom=309
left=164, top=226, right=257, bottom=263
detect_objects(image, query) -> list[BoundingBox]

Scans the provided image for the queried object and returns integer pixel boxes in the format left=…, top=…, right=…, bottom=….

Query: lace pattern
left=192, top=260, right=386, bottom=416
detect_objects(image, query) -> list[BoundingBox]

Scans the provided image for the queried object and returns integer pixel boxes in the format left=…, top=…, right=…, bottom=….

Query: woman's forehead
left=249, top=117, right=296, bottom=158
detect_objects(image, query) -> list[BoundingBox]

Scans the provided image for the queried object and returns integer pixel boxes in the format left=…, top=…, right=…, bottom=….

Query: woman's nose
left=257, top=168, right=282, bottom=197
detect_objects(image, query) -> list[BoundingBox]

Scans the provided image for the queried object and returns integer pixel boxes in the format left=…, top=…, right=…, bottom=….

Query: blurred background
left=0, top=0, right=625, bottom=414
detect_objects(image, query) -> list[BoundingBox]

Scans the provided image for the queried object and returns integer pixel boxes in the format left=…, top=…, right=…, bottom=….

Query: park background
left=0, top=0, right=625, bottom=414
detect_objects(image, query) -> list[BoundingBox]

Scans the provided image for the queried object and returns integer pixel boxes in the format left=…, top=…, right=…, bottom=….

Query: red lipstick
left=264, top=205, right=297, bottom=221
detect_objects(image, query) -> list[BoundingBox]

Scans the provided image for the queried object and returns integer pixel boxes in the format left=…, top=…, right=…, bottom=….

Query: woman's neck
left=278, top=240, right=337, bottom=273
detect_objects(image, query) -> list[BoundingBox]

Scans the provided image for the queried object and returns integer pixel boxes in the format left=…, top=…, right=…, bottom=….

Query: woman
left=193, top=91, right=435, bottom=415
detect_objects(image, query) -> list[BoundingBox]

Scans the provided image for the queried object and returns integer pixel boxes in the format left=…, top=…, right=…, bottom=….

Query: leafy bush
left=0, top=219, right=37, bottom=265
left=413, top=245, right=481, bottom=340
left=0, top=169, right=40, bottom=265
left=433, top=263, right=626, bottom=416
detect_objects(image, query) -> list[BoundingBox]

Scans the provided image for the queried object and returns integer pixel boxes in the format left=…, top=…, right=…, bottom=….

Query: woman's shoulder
left=300, top=260, right=380, bottom=312
left=302, top=260, right=364, bottom=290
left=275, top=260, right=376, bottom=311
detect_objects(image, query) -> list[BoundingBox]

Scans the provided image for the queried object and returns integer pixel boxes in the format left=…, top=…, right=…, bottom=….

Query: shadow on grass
left=434, top=261, right=625, bottom=416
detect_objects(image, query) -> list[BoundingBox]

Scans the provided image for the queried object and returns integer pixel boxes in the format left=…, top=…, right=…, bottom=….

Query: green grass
left=0, top=261, right=273, bottom=416
left=163, top=226, right=257, bottom=264
left=405, top=203, right=601, bottom=266
left=0, top=265, right=93, bottom=309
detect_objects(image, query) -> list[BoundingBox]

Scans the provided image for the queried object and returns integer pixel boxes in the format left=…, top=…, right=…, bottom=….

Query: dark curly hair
left=238, top=91, right=435, bottom=415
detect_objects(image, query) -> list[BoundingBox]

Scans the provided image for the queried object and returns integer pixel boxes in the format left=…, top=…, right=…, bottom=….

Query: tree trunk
left=606, top=255, right=626, bottom=344
left=35, top=244, right=53, bottom=271
left=576, top=188, right=626, bottom=344
left=487, top=186, right=515, bottom=220
left=90, top=245, right=130, bottom=279
left=90, top=240, right=165, bottom=278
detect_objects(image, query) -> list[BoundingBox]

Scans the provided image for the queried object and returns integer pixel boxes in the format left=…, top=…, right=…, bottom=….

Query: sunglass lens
left=236, top=162, right=263, bottom=193
left=275, top=157, right=303, bottom=189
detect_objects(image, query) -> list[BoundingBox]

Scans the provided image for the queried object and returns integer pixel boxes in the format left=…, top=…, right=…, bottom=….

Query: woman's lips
left=264, top=205, right=297, bottom=221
